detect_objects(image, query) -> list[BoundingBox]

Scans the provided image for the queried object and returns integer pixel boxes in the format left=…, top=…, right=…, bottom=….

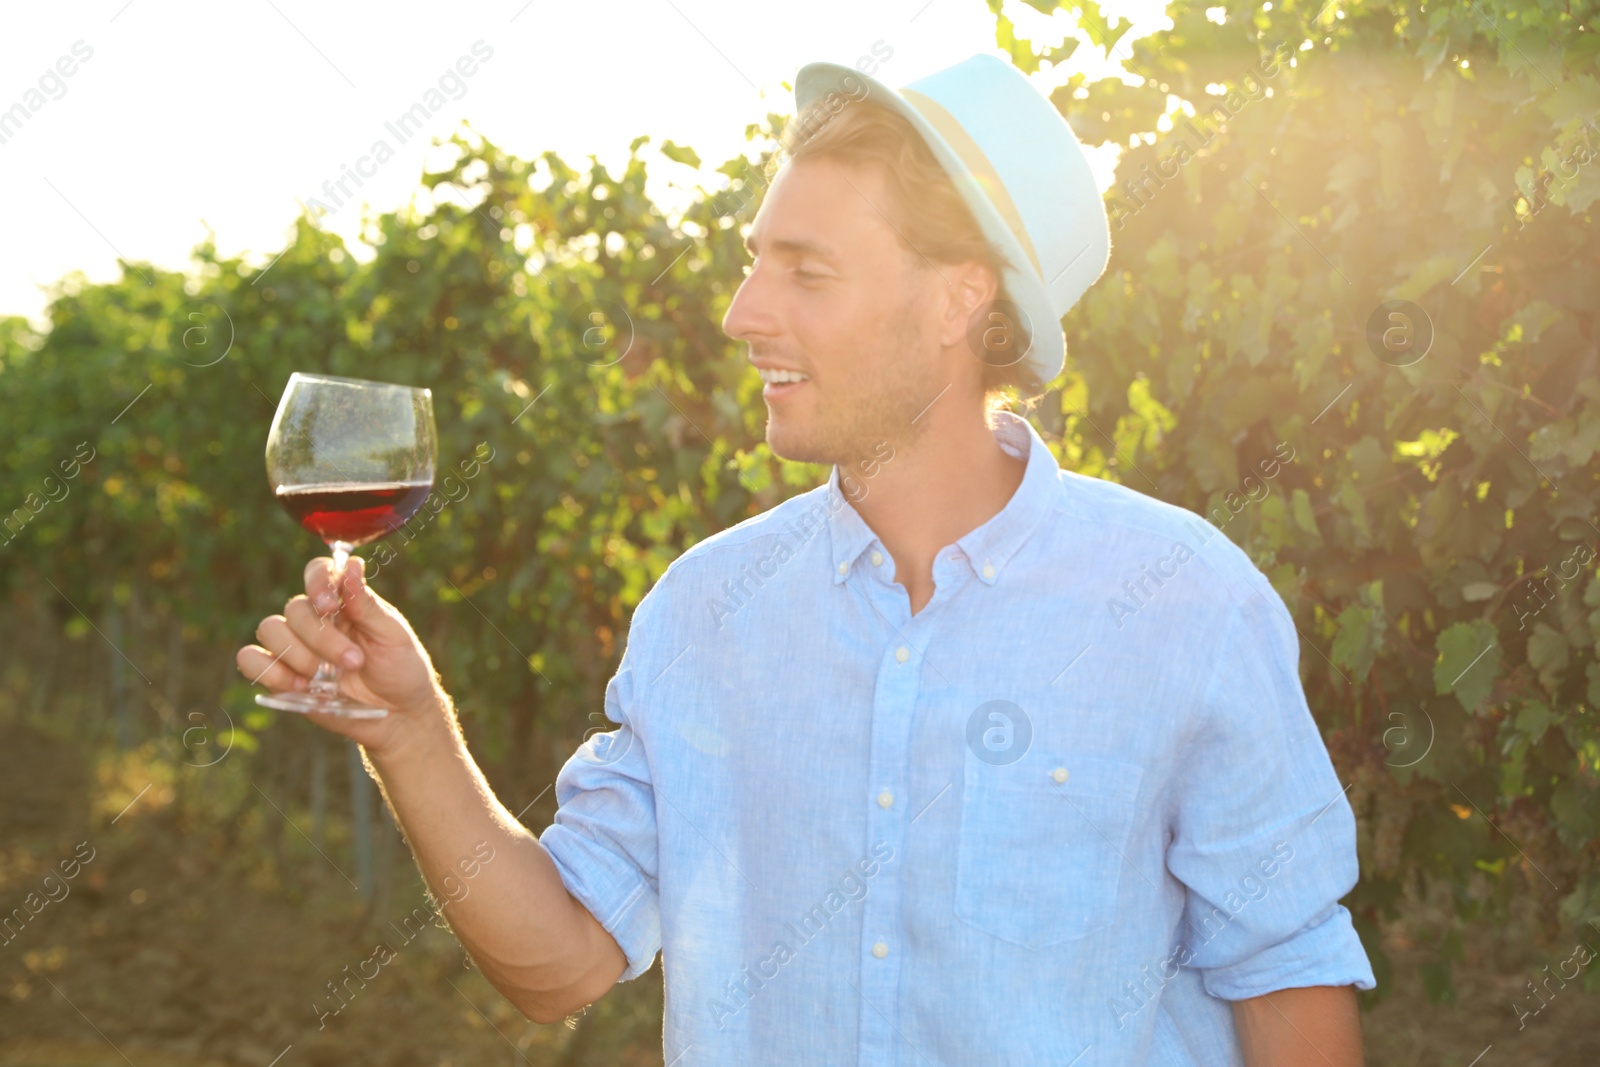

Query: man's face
left=722, top=156, right=956, bottom=469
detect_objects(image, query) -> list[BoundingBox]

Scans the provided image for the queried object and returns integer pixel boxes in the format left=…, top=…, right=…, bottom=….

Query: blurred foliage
left=0, top=122, right=807, bottom=768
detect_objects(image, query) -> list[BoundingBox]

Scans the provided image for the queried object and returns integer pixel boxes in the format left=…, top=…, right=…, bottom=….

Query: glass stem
left=307, top=541, right=354, bottom=698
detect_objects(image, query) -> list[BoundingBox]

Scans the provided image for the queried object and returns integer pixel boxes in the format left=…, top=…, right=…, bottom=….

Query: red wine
left=276, top=481, right=432, bottom=547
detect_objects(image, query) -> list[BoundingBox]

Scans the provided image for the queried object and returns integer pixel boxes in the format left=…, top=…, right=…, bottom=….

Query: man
left=238, top=53, right=1374, bottom=1065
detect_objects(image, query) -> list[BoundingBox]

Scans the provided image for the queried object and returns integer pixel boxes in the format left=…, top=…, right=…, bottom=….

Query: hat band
left=899, top=88, right=1043, bottom=279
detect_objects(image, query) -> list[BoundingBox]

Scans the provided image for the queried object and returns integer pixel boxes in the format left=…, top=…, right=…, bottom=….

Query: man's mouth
left=758, top=367, right=811, bottom=402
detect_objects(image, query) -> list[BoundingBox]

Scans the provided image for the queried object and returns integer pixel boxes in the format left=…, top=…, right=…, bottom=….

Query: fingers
left=305, top=555, right=345, bottom=614
left=333, top=556, right=414, bottom=645
left=284, top=595, right=367, bottom=671
left=303, top=555, right=410, bottom=645
left=254, top=614, right=323, bottom=677
left=236, top=643, right=309, bottom=693
left=237, top=601, right=352, bottom=691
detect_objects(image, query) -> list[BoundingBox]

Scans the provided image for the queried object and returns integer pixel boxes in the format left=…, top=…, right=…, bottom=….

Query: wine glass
left=256, top=372, right=436, bottom=718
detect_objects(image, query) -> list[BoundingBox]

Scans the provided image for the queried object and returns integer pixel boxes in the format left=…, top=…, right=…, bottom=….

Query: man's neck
left=849, top=405, right=1028, bottom=612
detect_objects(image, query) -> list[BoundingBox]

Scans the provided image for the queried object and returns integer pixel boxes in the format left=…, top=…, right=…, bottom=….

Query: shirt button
left=872, top=941, right=889, bottom=959
left=1051, top=767, right=1070, bottom=784
left=877, top=791, right=894, bottom=809
left=982, top=562, right=997, bottom=580
left=837, top=561, right=849, bottom=576
left=870, top=550, right=883, bottom=566
left=895, top=646, right=909, bottom=664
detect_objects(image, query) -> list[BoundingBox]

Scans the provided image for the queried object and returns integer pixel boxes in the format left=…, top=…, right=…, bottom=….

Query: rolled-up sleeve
left=1164, top=581, right=1377, bottom=1001
left=538, top=595, right=662, bottom=983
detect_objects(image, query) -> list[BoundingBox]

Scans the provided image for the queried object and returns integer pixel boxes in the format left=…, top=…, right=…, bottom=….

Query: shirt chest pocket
left=954, top=751, right=1145, bottom=949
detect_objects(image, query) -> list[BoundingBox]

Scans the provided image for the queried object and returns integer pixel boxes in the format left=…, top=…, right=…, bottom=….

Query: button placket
left=857, top=610, right=926, bottom=1064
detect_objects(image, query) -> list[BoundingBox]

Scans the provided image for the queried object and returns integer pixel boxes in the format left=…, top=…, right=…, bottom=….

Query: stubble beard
left=765, top=288, right=942, bottom=471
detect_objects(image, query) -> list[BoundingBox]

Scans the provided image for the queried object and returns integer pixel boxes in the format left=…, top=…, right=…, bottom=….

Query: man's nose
left=721, top=265, right=775, bottom=342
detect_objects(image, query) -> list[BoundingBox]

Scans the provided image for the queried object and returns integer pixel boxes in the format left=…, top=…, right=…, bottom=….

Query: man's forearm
left=364, top=687, right=627, bottom=1022
left=1232, top=983, right=1364, bottom=1067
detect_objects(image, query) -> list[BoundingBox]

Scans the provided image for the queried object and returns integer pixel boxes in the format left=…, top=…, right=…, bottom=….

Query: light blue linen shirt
left=540, top=409, right=1376, bottom=1065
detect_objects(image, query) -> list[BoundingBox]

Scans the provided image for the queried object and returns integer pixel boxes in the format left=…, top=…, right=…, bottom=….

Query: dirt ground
left=0, top=719, right=663, bottom=1067
left=2, top=718, right=1596, bottom=1066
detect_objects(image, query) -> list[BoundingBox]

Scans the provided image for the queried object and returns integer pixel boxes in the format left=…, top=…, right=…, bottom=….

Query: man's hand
left=1232, top=984, right=1364, bottom=1067
left=236, top=553, right=448, bottom=759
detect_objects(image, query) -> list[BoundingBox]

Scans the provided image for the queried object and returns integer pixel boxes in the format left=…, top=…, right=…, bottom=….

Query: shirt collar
left=824, top=410, right=1064, bottom=586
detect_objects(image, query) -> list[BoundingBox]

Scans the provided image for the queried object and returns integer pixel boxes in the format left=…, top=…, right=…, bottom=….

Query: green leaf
left=659, top=140, right=702, bottom=168
left=1461, top=581, right=1500, bottom=602
left=1538, top=74, right=1600, bottom=129
left=994, top=11, right=1043, bottom=74
left=1332, top=606, right=1379, bottom=677
left=1076, top=0, right=1129, bottom=54
left=1550, top=774, right=1600, bottom=850
left=1527, top=623, right=1569, bottom=691
left=1290, top=489, right=1320, bottom=538
left=1514, top=701, right=1553, bottom=746
left=1434, top=620, right=1501, bottom=713
left=1338, top=481, right=1372, bottom=542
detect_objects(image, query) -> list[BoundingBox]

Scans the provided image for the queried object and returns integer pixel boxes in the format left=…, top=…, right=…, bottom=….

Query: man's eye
left=794, top=268, right=825, bottom=282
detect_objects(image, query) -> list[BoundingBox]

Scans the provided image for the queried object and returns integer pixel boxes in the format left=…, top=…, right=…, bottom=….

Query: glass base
left=256, top=690, right=389, bottom=719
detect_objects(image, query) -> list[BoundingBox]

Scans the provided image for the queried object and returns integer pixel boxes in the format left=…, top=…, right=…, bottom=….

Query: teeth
left=759, top=368, right=810, bottom=384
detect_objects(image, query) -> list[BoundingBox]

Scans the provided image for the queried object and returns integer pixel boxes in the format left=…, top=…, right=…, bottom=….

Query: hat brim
left=793, top=61, right=1062, bottom=386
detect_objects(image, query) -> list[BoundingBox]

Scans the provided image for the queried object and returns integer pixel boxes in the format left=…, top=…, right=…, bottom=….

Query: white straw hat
left=794, top=53, right=1111, bottom=384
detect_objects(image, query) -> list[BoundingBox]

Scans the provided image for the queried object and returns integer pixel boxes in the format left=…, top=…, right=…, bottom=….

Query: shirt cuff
left=1200, top=902, right=1377, bottom=1001
left=540, top=822, right=662, bottom=982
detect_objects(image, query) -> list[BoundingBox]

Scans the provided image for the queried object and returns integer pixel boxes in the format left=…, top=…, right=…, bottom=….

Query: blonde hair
left=781, top=99, right=1047, bottom=419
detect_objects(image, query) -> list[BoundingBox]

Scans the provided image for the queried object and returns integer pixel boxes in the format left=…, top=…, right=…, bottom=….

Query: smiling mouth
left=758, top=367, right=811, bottom=402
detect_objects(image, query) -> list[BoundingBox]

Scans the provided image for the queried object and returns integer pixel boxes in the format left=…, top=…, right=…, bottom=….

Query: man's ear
left=936, top=260, right=999, bottom=349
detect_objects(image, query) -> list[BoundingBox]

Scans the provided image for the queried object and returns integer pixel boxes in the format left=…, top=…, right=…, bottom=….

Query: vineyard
left=2, top=0, right=1599, bottom=1063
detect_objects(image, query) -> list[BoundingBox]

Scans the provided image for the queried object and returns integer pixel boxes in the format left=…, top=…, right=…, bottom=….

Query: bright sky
left=0, top=0, right=1169, bottom=330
